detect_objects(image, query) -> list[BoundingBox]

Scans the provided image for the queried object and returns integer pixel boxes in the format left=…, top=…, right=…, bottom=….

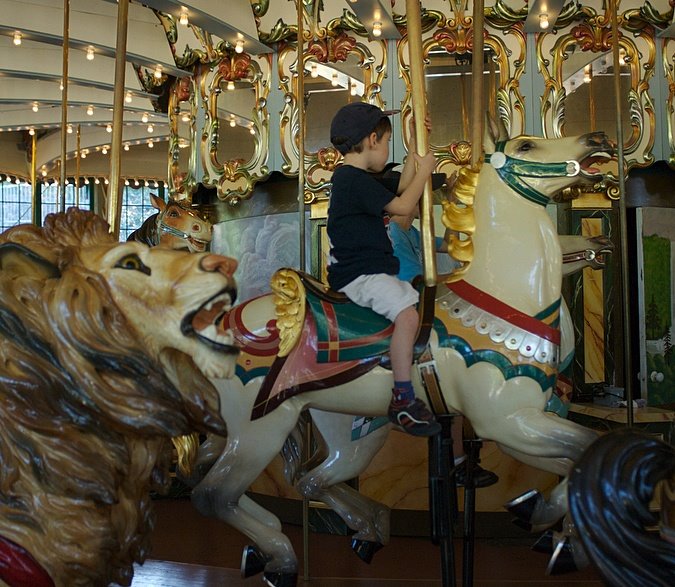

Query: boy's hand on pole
left=414, top=151, right=436, bottom=175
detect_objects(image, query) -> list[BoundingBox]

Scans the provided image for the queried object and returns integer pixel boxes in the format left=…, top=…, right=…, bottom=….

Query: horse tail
left=568, top=428, right=675, bottom=587
left=281, top=411, right=327, bottom=486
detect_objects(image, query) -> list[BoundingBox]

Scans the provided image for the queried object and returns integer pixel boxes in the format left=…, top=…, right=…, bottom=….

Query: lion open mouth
left=182, top=289, right=239, bottom=355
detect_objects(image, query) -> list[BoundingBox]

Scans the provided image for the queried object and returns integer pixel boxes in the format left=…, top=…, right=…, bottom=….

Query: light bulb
left=84, top=178, right=89, bottom=185
left=134, top=179, right=140, bottom=186
left=67, top=124, right=73, bottom=134
left=235, top=39, right=244, bottom=54
left=125, top=91, right=133, bottom=103
left=227, top=80, right=235, bottom=91
left=229, top=119, right=236, bottom=127
left=41, top=169, right=47, bottom=177
left=249, top=126, right=255, bottom=135
left=331, top=73, right=339, bottom=87
left=104, top=178, right=109, bottom=185
left=147, top=124, right=154, bottom=133
left=86, top=46, right=95, bottom=61
left=310, top=64, right=319, bottom=78
left=372, top=22, right=382, bottom=38
left=86, top=105, right=94, bottom=116
left=350, top=83, right=357, bottom=96
left=125, top=179, right=130, bottom=186
left=15, top=177, right=20, bottom=185
left=81, top=150, right=87, bottom=159
left=148, top=140, right=154, bottom=148
left=13, top=31, right=22, bottom=46
left=583, top=65, right=591, bottom=83
left=102, top=146, right=108, bottom=154
left=181, top=112, right=191, bottom=122
left=154, top=65, right=163, bottom=79
left=32, top=102, right=39, bottom=112
left=106, top=123, right=112, bottom=133
left=539, top=13, right=549, bottom=30
left=28, top=128, right=35, bottom=136
left=124, top=143, right=130, bottom=151
left=141, top=112, right=149, bottom=123
left=619, top=49, right=626, bottom=66
left=95, top=178, right=100, bottom=184
left=179, top=8, right=189, bottom=26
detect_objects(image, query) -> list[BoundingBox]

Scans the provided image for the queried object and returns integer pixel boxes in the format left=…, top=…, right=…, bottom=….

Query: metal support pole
left=59, top=0, right=70, bottom=212
left=76, top=124, right=81, bottom=207
left=297, top=0, right=306, bottom=272
left=611, top=0, right=633, bottom=426
left=107, top=0, right=130, bottom=239
left=31, top=132, right=38, bottom=225
left=405, top=0, right=436, bottom=286
left=471, top=0, right=484, bottom=168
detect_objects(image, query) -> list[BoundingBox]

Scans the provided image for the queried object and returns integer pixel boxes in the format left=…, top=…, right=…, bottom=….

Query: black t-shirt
left=326, top=165, right=400, bottom=290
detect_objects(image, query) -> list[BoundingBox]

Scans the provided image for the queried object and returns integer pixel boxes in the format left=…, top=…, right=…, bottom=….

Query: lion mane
left=0, top=209, right=229, bottom=587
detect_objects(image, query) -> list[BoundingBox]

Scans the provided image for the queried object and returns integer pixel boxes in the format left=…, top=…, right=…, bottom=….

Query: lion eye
left=115, top=254, right=151, bottom=275
left=518, top=141, right=534, bottom=152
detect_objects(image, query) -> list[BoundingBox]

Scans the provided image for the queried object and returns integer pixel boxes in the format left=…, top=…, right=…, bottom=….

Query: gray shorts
left=339, top=273, right=419, bottom=322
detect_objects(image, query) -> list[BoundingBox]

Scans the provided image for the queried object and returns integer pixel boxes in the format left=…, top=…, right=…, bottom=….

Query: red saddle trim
left=447, top=280, right=560, bottom=345
left=0, top=536, right=54, bottom=587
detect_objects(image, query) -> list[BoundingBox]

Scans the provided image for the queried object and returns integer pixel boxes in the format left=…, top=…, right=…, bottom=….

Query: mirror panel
left=278, top=30, right=388, bottom=202
left=202, top=52, right=271, bottom=203
left=664, top=37, right=675, bottom=164
left=398, top=13, right=525, bottom=178
left=538, top=15, right=656, bottom=184
left=168, top=76, right=197, bottom=200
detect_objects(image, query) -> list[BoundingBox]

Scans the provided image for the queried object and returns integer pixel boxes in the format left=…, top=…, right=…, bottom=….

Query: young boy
left=327, top=102, right=440, bottom=436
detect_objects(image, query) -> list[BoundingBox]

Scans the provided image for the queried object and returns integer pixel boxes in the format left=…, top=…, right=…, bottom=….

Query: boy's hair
left=330, top=102, right=395, bottom=155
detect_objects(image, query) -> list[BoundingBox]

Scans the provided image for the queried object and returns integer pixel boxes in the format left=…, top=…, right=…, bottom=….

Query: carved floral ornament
left=168, top=77, right=198, bottom=200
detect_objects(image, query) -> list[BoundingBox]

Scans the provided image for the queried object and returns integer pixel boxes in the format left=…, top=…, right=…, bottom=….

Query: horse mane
left=127, top=212, right=159, bottom=246
left=568, top=428, right=675, bottom=587
left=441, top=163, right=479, bottom=282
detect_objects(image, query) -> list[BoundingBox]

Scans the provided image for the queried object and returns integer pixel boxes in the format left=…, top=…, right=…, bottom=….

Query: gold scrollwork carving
left=201, top=52, right=271, bottom=203
left=538, top=6, right=655, bottom=187
left=168, top=76, right=197, bottom=201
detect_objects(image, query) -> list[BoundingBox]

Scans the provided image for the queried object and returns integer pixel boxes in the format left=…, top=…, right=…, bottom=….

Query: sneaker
left=388, top=398, right=441, bottom=437
left=454, top=461, right=499, bottom=488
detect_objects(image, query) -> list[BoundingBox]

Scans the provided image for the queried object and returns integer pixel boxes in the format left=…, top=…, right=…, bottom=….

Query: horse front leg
left=191, top=408, right=302, bottom=586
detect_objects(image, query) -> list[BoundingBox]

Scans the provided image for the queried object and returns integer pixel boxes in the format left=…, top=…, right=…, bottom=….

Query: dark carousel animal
left=568, top=427, right=675, bottom=587
left=127, top=194, right=212, bottom=253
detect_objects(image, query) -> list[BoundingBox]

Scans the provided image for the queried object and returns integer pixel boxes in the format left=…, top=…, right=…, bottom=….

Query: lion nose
left=200, top=254, right=238, bottom=277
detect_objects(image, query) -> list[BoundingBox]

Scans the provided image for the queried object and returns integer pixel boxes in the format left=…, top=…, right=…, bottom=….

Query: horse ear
left=150, top=193, right=166, bottom=213
left=0, top=242, right=60, bottom=279
left=484, top=112, right=508, bottom=153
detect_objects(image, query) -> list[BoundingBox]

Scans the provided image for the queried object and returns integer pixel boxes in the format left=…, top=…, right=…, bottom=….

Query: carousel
left=0, top=1, right=673, bottom=586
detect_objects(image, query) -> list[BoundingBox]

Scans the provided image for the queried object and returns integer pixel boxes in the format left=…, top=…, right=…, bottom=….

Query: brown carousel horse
left=127, top=194, right=212, bottom=253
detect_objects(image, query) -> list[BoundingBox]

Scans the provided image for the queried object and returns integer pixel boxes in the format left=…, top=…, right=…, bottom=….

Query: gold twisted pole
left=59, top=0, right=69, bottom=213
left=405, top=0, right=436, bottom=286
left=471, top=0, right=484, bottom=168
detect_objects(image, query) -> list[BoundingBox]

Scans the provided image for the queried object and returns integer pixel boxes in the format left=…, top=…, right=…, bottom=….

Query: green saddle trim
left=306, top=288, right=394, bottom=363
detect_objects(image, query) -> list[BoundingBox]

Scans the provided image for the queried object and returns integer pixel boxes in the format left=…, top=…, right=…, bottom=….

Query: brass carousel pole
left=610, top=0, right=633, bottom=426
left=75, top=124, right=81, bottom=207
left=405, top=0, right=436, bottom=286
left=59, top=0, right=70, bottom=212
left=471, top=0, right=484, bottom=169
left=107, top=0, right=130, bottom=239
left=30, top=132, right=38, bottom=225
left=296, top=1, right=310, bottom=582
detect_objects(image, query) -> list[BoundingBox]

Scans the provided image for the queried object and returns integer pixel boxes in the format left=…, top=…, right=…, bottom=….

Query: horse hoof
left=531, top=530, right=554, bottom=554
left=241, top=544, right=267, bottom=578
left=351, top=538, right=384, bottom=564
left=263, top=571, right=298, bottom=587
left=505, top=489, right=541, bottom=524
left=546, top=537, right=578, bottom=575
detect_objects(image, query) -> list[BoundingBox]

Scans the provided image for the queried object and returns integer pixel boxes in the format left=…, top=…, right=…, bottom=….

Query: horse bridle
left=484, top=140, right=581, bottom=207
left=156, top=204, right=208, bottom=244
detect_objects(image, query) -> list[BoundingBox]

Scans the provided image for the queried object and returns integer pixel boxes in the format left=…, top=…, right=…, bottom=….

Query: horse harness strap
left=485, top=140, right=581, bottom=208
left=417, top=347, right=453, bottom=416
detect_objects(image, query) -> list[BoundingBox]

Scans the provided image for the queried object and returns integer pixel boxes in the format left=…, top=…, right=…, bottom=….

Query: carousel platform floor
left=130, top=498, right=605, bottom=587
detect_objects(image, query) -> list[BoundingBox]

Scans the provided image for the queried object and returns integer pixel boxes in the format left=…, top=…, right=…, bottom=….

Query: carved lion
left=0, top=208, right=238, bottom=587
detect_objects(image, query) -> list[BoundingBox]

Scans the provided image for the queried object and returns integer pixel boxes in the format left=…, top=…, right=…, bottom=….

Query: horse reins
left=484, top=140, right=581, bottom=207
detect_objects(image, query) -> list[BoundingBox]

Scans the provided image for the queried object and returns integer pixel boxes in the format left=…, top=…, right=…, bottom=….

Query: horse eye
left=115, top=254, right=151, bottom=275
left=168, top=210, right=180, bottom=218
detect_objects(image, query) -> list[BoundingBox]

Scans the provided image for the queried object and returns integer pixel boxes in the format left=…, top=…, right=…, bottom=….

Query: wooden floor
left=129, top=498, right=605, bottom=587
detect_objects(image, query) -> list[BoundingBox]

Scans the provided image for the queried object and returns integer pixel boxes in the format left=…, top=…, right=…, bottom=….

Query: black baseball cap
left=330, top=102, right=398, bottom=155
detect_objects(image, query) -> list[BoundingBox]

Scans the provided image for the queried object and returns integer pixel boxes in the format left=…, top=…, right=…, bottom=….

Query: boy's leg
left=388, top=306, right=440, bottom=436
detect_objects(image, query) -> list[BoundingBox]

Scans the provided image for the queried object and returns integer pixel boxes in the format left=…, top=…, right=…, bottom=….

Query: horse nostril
left=193, top=223, right=202, bottom=232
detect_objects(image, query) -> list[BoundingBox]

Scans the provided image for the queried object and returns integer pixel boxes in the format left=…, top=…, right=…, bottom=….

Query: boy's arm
left=384, top=152, right=436, bottom=216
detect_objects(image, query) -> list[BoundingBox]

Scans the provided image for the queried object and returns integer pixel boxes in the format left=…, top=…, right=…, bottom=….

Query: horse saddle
left=250, top=268, right=436, bottom=420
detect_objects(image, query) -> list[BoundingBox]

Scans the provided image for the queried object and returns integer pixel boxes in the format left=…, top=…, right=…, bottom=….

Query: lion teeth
left=198, top=324, right=234, bottom=346
left=205, top=293, right=231, bottom=312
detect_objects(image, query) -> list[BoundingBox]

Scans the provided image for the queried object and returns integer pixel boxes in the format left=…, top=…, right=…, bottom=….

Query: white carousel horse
left=188, top=122, right=614, bottom=586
